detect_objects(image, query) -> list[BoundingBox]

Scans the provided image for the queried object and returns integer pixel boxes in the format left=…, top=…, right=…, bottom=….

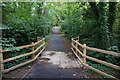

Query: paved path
left=23, top=27, right=85, bottom=79
left=45, top=27, right=70, bottom=52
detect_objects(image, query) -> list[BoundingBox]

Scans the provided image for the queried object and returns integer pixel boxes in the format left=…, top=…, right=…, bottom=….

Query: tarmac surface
left=23, top=27, right=85, bottom=79
left=45, top=27, right=70, bottom=52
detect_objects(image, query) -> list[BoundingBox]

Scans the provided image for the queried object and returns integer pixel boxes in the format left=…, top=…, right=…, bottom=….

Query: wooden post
left=71, top=38, right=73, bottom=49
left=31, top=42, right=35, bottom=59
left=37, top=37, right=41, bottom=52
left=76, top=40, right=78, bottom=55
left=77, top=36, right=79, bottom=42
left=37, top=37, right=40, bottom=45
left=43, top=38, right=45, bottom=48
left=83, top=44, right=86, bottom=64
left=37, top=37, right=39, bottom=41
left=0, top=51, right=4, bottom=74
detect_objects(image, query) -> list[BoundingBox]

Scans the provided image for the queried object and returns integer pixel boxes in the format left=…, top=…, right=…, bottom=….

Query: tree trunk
left=89, top=2, right=110, bottom=49
left=108, top=2, right=116, bottom=46
left=108, top=2, right=116, bottom=34
left=89, top=2, right=99, bottom=20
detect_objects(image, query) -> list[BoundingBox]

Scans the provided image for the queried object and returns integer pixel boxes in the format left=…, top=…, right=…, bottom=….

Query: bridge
left=0, top=27, right=120, bottom=79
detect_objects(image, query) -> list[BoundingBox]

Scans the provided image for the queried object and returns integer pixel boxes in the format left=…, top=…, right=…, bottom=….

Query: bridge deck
left=23, top=51, right=85, bottom=79
left=22, top=27, right=86, bottom=79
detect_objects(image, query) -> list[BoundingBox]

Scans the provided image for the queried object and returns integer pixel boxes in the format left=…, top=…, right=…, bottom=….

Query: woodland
left=1, top=2, right=120, bottom=78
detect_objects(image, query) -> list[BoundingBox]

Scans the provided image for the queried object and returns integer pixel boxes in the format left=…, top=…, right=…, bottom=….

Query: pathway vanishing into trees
left=45, top=27, right=69, bottom=52
left=23, top=27, right=86, bottom=79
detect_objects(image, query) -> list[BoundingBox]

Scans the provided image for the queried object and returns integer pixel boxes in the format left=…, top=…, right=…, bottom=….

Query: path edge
left=21, top=64, right=37, bottom=79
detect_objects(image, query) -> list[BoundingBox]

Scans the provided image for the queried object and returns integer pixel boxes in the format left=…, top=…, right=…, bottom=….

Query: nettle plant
left=108, top=46, right=119, bottom=52
left=0, top=38, right=20, bottom=51
left=1, top=38, right=32, bottom=69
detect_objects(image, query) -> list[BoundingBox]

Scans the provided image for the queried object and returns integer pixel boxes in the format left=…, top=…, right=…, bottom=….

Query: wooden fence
left=0, top=37, right=45, bottom=74
left=71, top=36, right=120, bottom=79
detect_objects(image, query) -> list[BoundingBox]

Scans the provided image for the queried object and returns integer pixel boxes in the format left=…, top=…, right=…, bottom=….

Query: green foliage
left=2, top=2, right=52, bottom=46
left=51, top=2, right=120, bottom=68
left=2, top=2, right=53, bottom=69
left=4, top=47, right=31, bottom=69
left=0, top=37, right=21, bottom=51
left=1, top=2, right=120, bottom=77
left=88, top=50, right=120, bottom=66
left=57, top=2, right=119, bottom=50
left=108, top=46, right=119, bottom=52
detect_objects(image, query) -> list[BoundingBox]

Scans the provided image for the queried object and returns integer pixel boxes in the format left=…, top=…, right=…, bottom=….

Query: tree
left=108, top=2, right=116, bottom=34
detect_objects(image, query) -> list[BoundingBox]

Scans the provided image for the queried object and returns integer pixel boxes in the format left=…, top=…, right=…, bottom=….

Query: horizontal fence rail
left=71, top=36, right=120, bottom=79
left=0, top=37, right=45, bottom=74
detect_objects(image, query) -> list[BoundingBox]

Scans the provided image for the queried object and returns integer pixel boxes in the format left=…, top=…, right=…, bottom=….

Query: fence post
left=77, top=36, right=79, bottom=42
left=43, top=38, right=45, bottom=48
left=71, top=38, right=73, bottom=50
left=0, top=51, right=4, bottom=74
left=31, top=42, right=35, bottom=59
left=37, top=37, right=41, bottom=52
left=37, top=37, right=40, bottom=45
left=76, top=40, right=78, bottom=55
left=83, top=44, right=86, bottom=64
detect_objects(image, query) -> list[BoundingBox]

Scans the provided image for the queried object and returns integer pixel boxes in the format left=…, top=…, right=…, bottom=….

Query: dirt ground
left=3, top=62, right=35, bottom=79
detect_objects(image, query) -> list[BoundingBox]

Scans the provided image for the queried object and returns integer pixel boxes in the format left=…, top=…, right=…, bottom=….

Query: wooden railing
left=0, top=37, right=45, bottom=73
left=71, top=36, right=120, bottom=79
